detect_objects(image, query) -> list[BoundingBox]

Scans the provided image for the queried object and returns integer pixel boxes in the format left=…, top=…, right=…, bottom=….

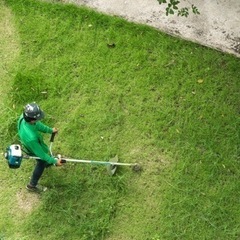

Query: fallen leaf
left=197, top=79, right=204, bottom=84
left=107, top=43, right=116, bottom=48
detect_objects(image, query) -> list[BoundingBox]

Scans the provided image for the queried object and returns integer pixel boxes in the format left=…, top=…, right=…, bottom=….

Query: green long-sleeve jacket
left=17, top=114, right=57, bottom=164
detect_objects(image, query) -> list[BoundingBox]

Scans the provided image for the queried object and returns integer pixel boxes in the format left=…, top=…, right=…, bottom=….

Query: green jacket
left=17, top=114, right=57, bottom=164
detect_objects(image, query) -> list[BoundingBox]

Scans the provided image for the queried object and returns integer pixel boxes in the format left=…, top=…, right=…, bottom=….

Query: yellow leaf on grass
left=197, top=79, right=204, bottom=84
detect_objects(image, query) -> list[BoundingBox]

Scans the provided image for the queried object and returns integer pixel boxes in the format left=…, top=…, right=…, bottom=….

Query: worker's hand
left=55, top=158, right=63, bottom=166
left=55, top=155, right=63, bottom=166
left=52, top=127, right=58, bottom=133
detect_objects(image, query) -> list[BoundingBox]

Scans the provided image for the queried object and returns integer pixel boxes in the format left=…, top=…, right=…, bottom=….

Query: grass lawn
left=0, top=0, right=239, bottom=239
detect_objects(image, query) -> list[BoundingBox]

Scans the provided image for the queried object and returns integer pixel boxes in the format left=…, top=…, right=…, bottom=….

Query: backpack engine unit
left=5, top=144, right=23, bottom=169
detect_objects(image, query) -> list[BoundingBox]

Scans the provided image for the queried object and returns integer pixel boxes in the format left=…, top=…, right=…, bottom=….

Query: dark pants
left=30, top=159, right=52, bottom=186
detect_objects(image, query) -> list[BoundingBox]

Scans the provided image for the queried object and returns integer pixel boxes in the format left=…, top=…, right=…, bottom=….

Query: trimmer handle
left=50, top=132, right=56, bottom=142
left=57, top=154, right=66, bottom=164
left=60, top=159, right=66, bottom=163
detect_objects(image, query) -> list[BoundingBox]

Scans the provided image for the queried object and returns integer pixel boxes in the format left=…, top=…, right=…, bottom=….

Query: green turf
left=0, top=0, right=239, bottom=239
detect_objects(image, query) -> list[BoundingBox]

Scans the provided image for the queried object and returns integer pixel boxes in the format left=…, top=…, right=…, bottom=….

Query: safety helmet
left=23, top=102, right=44, bottom=120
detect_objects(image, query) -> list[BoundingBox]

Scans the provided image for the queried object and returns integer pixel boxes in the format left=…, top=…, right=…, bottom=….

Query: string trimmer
left=58, top=155, right=139, bottom=175
left=4, top=133, right=141, bottom=175
left=50, top=133, right=139, bottom=175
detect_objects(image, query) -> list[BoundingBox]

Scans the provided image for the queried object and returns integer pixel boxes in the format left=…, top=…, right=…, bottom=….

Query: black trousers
left=30, top=159, right=51, bottom=186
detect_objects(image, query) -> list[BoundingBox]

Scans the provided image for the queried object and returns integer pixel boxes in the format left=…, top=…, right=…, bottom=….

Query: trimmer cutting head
left=107, top=155, right=118, bottom=175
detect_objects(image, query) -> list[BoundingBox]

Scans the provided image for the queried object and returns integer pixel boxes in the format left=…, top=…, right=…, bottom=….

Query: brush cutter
left=23, top=153, right=135, bottom=175
left=59, top=154, right=139, bottom=175
left=5, top=133, right=140, bottom=175
left=48, top=133, right=139, bottom=175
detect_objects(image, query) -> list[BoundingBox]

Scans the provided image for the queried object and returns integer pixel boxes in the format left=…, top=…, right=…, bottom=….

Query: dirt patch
left=16, top=189, right=40, bottom=214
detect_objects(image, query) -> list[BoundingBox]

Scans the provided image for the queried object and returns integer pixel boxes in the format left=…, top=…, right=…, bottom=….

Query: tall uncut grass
left=0, top=0, right=239, bottom=239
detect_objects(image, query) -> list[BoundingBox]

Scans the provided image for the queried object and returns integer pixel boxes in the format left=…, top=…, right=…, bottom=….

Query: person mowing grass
left=18, top=102, right=62, bottom=192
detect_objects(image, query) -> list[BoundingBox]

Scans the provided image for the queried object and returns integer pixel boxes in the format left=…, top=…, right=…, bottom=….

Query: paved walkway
left=63, top=0, right=240, bottom=58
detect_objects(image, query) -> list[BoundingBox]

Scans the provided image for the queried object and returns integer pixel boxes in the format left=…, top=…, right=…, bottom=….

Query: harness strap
left=18, top=117, right=33, bottom=155
left=18, top=117, right=24, bottom=131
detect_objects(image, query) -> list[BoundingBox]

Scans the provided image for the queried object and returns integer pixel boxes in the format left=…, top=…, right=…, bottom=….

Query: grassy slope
left=1, top=0, right=240, bottom=239
left=0, top=1, right=22, bottom=239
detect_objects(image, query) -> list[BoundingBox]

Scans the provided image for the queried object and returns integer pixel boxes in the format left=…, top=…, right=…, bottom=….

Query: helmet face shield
left=34, top=108, right=44, bottom=120
left=24, top=102, right=44, bottom=120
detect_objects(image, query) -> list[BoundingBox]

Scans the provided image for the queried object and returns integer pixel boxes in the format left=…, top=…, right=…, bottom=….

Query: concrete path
left=62, top=0, right=240, bottom=58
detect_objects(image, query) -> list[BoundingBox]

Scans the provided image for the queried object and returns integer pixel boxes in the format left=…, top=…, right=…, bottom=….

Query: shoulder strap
left=17, top=117, right=32, bottom=155
left=18, top=117, right=24, bottom=131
